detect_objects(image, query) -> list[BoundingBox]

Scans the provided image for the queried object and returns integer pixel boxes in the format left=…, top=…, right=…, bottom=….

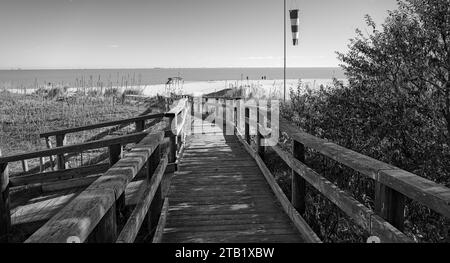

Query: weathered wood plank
left=280, top=119, right=450, bottom=218
left=163, top=121, right=307, bottom=243
left=152, top=198, right=169, bottom=243
left=375, top=182, right=405, bottom=231
left=40, top=113, right=164, bottom=138
left=291, top=140, right=306, bottom=214
left=162, top=229, right=302, bottom=243
left=235, top=135, right=321, bottom=243
left=25, top=132, right=164, bottom=243
left=56, top=134, right=66, bottom=170
left=0, top=132, right=148, bottom=164
left=22, top=111, right=162, bottom=176
left=9, top=163, right=110, bottom=187
left=0, top=149, right=11, bottom=242
left=116, top=156, right=168, bottom=243
left=87, top=201, right=117, bottom=243
left=272, top=145, right=412, bottom=243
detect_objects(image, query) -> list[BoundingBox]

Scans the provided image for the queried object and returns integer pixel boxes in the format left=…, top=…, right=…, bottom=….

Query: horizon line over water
left=0, top=67, right=345, bottom=88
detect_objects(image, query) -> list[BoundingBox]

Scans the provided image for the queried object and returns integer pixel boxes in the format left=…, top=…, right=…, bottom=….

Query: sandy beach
left=4, top=78, right=346, bottom=100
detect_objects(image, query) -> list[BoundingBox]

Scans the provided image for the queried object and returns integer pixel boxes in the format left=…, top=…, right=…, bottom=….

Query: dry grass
left=0, top=91, right=168, bottom=174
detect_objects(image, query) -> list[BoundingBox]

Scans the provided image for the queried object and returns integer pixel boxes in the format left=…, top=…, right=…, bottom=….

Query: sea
left=0, top=67, right=345, bottom=89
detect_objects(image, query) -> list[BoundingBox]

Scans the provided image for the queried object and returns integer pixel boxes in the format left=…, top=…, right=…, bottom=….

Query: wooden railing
left=25, top=132, right=165, bottom=243
left=0, top=98, right=190, bottom=242
left=38, top=112, right=164, bottom=171
left=203, top=96, right=450, bottom=243
left=7, top=94, right=447, bottom=243
left=164, top=97, right=191, bottom=165
left=9, top=108, right=163, bottom=176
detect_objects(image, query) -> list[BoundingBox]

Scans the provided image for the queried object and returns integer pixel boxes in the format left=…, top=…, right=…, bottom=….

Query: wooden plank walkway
left=10, top=176, right=151, bottom=240
left=161, top=117, right=305, bottom=243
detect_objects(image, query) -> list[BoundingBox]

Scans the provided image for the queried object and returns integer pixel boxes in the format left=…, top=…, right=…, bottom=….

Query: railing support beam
left=135, top=120, right=145, bottom=132
left=168, top=115, right=177, bottom=164
left=87, top=202, right=117, bottom=243
left=292, top=140, right=306, bottom=215
left=256, top=103, right=265, bottom=159
left=375, top=183, right=405, bottom=231
left=0, top=151, right=10, bottom=243
left=56, top=134, right=66, bottom=170
left=147, top=145, right=162, bottom=233
left=109, top=144, right=125, bottom=221
left=245, top=107, right=250, bottom=144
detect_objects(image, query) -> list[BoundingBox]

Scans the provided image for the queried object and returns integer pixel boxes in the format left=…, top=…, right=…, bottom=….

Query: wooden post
left=190, top=97, right=194, bottom=117
left=88, top=202, right=117, bottom=243
left=213, top=98, right=219, bottom=124
left=170, top=133, right=177, bottom=165
left=45, top=137, right=55, bottom=171
left=56, top=134, right=65, bottom=170
left=292, top=140, right=306, bottom=215
left=256, top=103, right=265, bottom=159
left=39, top=157, right=44, bottom=172
left=375, top=183, right=405, bottom=231
left=245, top=107, right=250, bottom=144
left=109, top=144, right=125, bottom=221
left=234, top=106, right=237, bottom=135
left=0, top=150, right=10, bottom=243
left=109, top=144, right=122, bottom=166
left=21, top=160, right=29, bottom=172
left=147, top=145, right=162, bottom=232
left=135, top=120, right=145, bottom=132
left=222, top=100, right=226, bottom=133
left=168, top=115, right=177, bottom=164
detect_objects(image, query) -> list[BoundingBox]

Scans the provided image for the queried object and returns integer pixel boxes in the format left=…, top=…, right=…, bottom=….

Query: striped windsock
left=289, top=9, right=299, bottom=46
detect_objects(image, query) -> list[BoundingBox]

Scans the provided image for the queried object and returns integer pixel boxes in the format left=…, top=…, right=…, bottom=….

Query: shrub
left=279, top=0, right=450, bottom=242
left=104, top=87, right=121, bottom=97
left=122, top=87, right=143, bottom=96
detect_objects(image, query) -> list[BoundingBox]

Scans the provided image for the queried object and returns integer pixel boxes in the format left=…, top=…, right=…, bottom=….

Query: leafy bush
left=33, top=86, right=68, bottom=99
left=104, top=87, right=121, bottom=97
left=122, top=87, right=144, bottom=96
left=280, top=0, right=450, bottom=242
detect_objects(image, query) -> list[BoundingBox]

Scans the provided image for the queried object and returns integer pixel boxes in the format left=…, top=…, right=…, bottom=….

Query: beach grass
left=0, top=90, right=166, bottom=174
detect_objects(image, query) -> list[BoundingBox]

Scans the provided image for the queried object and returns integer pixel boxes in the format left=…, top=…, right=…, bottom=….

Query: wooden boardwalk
left=161, top=117, right=305, bottom=242
left=2, top=96, right=450, bottom=243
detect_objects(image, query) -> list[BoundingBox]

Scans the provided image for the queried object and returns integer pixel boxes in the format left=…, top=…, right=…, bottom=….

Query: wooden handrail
left=228, top=98, right=450, bottom=242
left=167, top=98, right=188, bottom=115
left=0, top=132, right=148, bottom=164
left=279, top=119, right=450, bottom=219
left=9, top=163, right=110, bottom=187
left=271, top=144, right=412, bottom=242
left=40, top=113, right=165, bottom=138
left=0, top=98, right=188, bottom=243
left=234, top=123, right=321, bottom=242
left=25, top=131, right=164, bottom=243
left=116, top=154, right=168, bottom=243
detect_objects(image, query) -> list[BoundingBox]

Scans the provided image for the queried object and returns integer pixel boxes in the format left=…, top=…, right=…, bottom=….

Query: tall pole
left=283, top=0, right=286, bottom=103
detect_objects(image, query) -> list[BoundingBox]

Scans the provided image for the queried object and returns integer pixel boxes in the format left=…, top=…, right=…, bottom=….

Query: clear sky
left=0, top=0, right=398, bottom=69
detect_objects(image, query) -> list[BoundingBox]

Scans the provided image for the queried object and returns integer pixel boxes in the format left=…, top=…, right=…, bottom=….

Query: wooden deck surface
left=161, top=117, right=304, bottom=243
left=10, top=175, right=152, bottom=240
